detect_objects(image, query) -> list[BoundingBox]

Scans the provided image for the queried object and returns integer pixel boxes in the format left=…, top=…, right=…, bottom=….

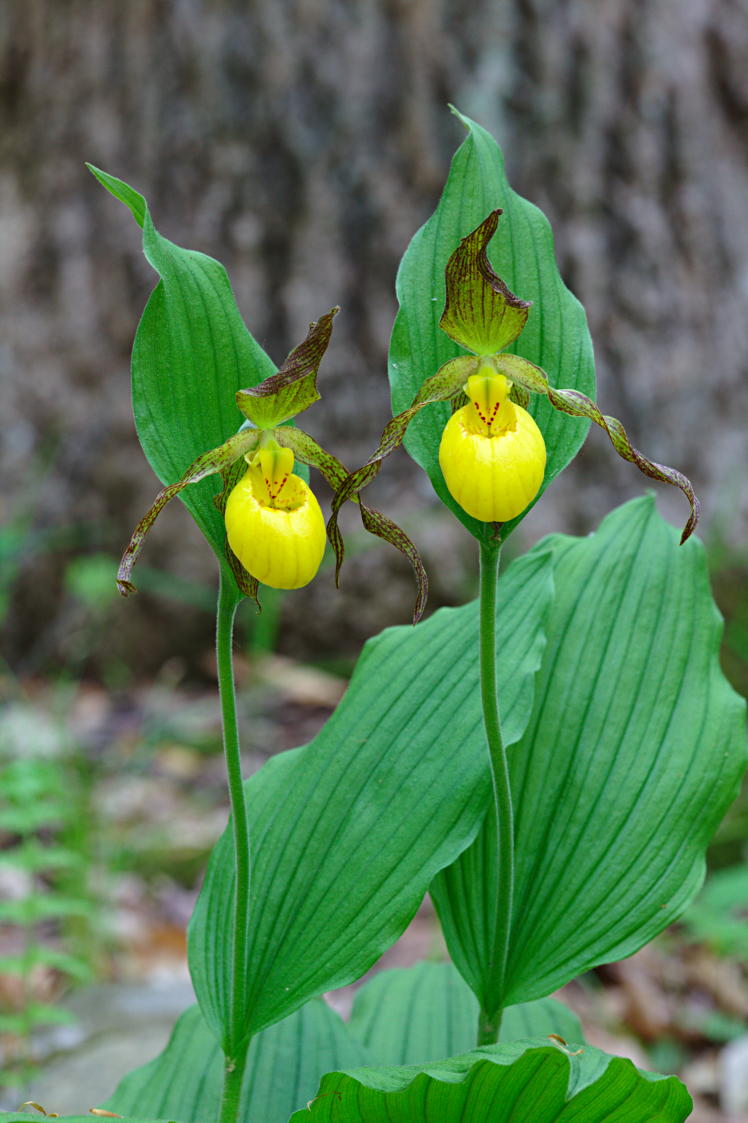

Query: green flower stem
left=477, top=538, right=514, bottom=1047
left=218, top=1048, right=249, bottom=1123
left=216, top=574, right=252, bottom=1123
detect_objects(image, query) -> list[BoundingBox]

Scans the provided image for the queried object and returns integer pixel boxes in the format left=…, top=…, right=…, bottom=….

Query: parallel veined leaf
left=431, top=496, right=747, bottom=1015
left=291, top=1039, right=691, bottom=1122
left=188, top=548, right=555, bottom=1052
left=88, top=165, right=276, bottom=582
left=348, top=961, right=583, bottom=1065
left=102, top=965, right=579, bottom=1123
left=104, top=1000, right=369, bottom=1123
left=388, top=108, right=595, bottom=541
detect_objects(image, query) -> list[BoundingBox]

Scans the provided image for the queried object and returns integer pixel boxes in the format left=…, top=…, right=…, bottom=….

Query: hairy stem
left=218, top=1048, right=250, bottom=1123
left=476, top=538, right=514, bottom=1047
left=216, top=575, right=252, bottom=1123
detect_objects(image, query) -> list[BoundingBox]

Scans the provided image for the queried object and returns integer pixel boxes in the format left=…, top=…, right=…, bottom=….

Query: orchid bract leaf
left=388, top=109, right=595, bottom=541
left=87, top=163, right=276, bottom=590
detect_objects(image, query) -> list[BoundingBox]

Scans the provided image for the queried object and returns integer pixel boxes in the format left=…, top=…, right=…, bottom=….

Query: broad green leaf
left=105, top=1000, right=369, bottom=1123
left=432, top=496, right=747, bottom=1014
left=389, top=109, right=595, bottom=541
left=88, top=165, right=275, bottom=585
left=348, top=961, right=582, bottom=1064
left=188, top=548, right=555, bottom=1052
left=291, top=1040, right=691, bottom=1122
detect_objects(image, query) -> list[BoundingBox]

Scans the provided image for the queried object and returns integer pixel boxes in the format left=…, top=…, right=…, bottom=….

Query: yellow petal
left=225, top=470, right=326, bottom=589
left=439, top=402, right=546, bottom=522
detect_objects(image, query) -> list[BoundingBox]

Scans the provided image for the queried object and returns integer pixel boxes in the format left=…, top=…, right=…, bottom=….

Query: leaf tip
left=448, top=103, right=471, bottom=131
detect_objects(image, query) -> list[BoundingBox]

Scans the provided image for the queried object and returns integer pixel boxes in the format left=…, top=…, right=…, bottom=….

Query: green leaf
left=432, top=497, right=747, bottom=1014
left=389, top=109, right=595, bottom=540
left=188, top=548, right=555, bottom=1052
left=291, top=1041, right=691, bottom=1122
left=105, top=1000, right=369, bottom=1123
left=348, top=961, right=582, bottom=1065
left=88, top=165, right=275, bottom=583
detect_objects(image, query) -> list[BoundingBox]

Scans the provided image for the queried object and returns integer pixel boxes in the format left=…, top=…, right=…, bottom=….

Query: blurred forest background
left=1, top=1, right=748, bottom=1120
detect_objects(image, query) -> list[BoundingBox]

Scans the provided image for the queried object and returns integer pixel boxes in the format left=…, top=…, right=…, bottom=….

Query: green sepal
left=117, top=428, right=259, bottom=595
left=236, top=308, right=339, bottom=428
left=494, top=353, right=700, bottom=542
left=274, top=426, right=429, bottom=622
left=439, top=211, right=532, bottom=355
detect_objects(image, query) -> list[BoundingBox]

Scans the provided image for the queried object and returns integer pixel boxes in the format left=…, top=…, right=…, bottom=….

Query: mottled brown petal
left=359, top=500, right=429, bottom=624
left=548, top=387, right=700, bottom=543
left=494, top=354, right=700, bottom=543
left=117, top=428, right=259, bottom=595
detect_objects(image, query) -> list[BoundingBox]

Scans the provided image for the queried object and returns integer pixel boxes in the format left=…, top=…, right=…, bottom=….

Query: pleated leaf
left=188, top=548, right=555, bottom=1052
left=291, top=1041, right=691, bottom=1122
left=104, top=1000, right=369, bottom=1123
left=432, top=496, right=747, bottom=1014
left=88, top=165, right=275, bottom=572
left=348, top=961, right=582, bottom=1065
left=388, top=109, right=595, bottom=541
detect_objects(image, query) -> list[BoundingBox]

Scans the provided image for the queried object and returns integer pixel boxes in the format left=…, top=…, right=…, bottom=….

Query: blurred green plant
left=679, top=866, right=748, bottom=960
left=0, top=745, right=98, bottom=1090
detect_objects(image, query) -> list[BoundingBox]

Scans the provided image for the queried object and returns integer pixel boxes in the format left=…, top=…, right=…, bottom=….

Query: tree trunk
left=2, top=0, right=746, bottom=670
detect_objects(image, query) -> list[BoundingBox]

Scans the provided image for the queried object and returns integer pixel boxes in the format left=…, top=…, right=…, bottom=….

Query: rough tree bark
left=2, top=0, right=746, bottom=671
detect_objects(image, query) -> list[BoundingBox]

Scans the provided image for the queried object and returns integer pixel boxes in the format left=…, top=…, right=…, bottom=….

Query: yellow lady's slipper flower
left=224, top=446, right=326, bottom=590
left=331, top=210, right=698, bottom=551
left=439, top=369, right=546, bottom=522
left=115, top=307, right=427, bottom=617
